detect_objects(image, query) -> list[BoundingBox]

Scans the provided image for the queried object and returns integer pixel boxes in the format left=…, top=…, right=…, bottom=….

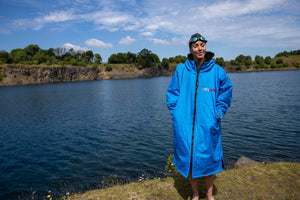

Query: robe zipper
left=190, top=66, right=200, bottom=177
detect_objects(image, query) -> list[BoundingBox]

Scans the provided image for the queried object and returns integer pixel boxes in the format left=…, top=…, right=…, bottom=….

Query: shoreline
left=0, top=64, right=299, bottom=87
left=66, top=161, right=300, bottom=200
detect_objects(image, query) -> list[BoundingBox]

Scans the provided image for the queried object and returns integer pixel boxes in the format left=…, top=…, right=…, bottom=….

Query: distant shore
left=0, top=64, right=299, bottom=87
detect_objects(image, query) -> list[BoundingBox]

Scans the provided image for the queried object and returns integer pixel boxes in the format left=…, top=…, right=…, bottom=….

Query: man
left=166, top=33, right=232, bottom=200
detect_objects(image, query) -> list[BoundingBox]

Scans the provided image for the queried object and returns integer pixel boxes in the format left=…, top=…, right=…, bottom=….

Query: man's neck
left=197, top=58, right=205, bottom=70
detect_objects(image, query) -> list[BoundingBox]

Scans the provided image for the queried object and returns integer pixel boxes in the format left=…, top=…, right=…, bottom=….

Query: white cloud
left=2, top=0, right=300, bottom=51
left=172, top=37, right=186, bottom=45
left=191, top=0, right=285, bottom=20
left=63, top=43, right=88, bottom=51
left=85, top=38, right=113, bottom=48
left=141, top=32, right=154, bottom=37
left=43, top=10, right=75, bottom=22
left=148, top=38, right=170, bottom=45
left=119, top=36, right=136, bottom=45
left=84, top=10, right=134, bottom=32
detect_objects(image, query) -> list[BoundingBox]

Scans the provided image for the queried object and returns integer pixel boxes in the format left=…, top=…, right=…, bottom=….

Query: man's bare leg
left=205, top=175, right=214, bottom=200
left=190, top=177, right=199, bottom=200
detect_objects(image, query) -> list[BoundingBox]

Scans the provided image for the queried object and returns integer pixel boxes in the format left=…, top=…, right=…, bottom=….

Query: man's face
left=190, top=41, right=206, bottom=60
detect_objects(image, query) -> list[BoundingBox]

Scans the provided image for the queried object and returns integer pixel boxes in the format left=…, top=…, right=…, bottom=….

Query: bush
left=105, top=64, right=112, bottom=72
left=265, top=56, right=272, bottom=65
left=137, top=65, right=143, bottom=70
left=271, top=63, right=278, bottom=68
left=296, top=62, right=300, bottom=68
left=165, top=154, right=179, bottom=174
left=92, top=63, right=99, bottom=69
left=283, top=63, right=289, bottom=68
left=276, top=58, right=283, bottom=64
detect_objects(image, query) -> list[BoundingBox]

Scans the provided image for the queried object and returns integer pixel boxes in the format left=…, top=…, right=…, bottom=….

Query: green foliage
left=215, top=57, right=225, bottom=66
left=24, top=44, right=40, bottom=56
left=101, top=175, right=120, bottom=189
left=283, top=63, right=289, bottom=67
left=275, top=49, right=300, bottom=57
left=10, top=48, right=27, bottom=64
left=1, top=45, right=300, bottom=73
left=161, top=58, right=169, bottom=69
left=229, top=60, right=240, bottom=66
left=92, top=63, right=99, bottom=69
left=0, top=50, right=12, bottom=64
left=255, top=55, right=264, bottom=65
left=276, top=58, right=283, bottom=64
left=105, top=64, right=112, bottom=72
left=4, top=44, right=103, bottom=67
left=169, top=55, right=186, bottom=63
left=165, top=154, right=179, bottom=174
left=137, top=65, right=143, bottom=70
left=137, top=48, right=160, bottom=68
left=264, top=56, right=272, bottom=65
left=271, top=62, right=279, bottom=69
left=108, top=52, right=137, bottom=64
left=94, top=53, right=102, bottom=64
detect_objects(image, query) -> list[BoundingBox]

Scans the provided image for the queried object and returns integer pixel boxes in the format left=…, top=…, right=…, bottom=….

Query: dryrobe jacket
left=166, top=52, right=232, bottom=179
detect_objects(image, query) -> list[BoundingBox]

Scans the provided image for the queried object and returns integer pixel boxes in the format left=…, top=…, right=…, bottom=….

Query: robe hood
left=186, top=51, right=215, bottom=73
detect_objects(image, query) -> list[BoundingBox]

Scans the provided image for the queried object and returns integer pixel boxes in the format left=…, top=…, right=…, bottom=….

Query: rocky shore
left=0, top=64, right=176, bottom=86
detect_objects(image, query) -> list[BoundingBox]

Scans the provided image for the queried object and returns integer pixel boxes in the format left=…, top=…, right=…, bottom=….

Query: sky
left=0, top=0, right=300, bottom=62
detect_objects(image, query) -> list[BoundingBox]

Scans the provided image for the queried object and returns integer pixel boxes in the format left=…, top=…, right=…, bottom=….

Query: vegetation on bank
left=0, top=45, right=300, bottom=73
left=67, top=161, right=300, bottom=200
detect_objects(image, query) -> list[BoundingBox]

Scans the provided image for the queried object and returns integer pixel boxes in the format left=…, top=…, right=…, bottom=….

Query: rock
left=234, top=156, right=260, bottom=169
left=0, top=64, right=177, bottom=86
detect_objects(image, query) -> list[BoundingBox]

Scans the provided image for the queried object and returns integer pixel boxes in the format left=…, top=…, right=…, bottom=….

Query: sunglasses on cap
left=189, top=36, right=207, bottom=43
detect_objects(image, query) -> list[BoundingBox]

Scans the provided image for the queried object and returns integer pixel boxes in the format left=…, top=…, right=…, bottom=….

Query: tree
left=161, top=58, right=169, bottom=69
left=255, top=55, right=264, bottom=65
left=137, top=48, right=160, bottom=68
left=94, top=54, right=102, bottom=64
left=265, top=56, right=272, bottom=65
left=32, top=50, right=49, bottom=64
left=169, top=55, right=186, bottom=63
left=24, top=44, right=40, bottom=57
left=85, top=50, right=94, bottom=63
left=215, top=57, right=225, bottom=66
left=108, top=54, right=118, bottom=64
left=235, top=54, right=246, bottom=64
left=244, top=56, right=252, bottom=67
left=0, top=50, right=12, bottom=64
left=126, top=52, right=137, bottom=63
left=10, top=48, right=27, bottom=64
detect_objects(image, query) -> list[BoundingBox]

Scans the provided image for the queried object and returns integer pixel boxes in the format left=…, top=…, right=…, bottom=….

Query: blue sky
left=0, top=0, right=299, bottom=62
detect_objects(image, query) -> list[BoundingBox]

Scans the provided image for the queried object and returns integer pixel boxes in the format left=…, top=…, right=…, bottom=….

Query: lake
left=0, top=70, right=299, bottom=199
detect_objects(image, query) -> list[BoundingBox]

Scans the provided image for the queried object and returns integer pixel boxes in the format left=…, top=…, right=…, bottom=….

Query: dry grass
left=68, top=162, right=300, bottom=200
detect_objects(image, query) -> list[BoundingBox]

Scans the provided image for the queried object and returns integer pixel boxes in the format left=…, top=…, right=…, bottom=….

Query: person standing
left=166, top=33, right=233, bottom=200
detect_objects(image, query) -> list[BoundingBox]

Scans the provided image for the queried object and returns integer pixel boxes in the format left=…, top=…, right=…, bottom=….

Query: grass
left=67, top=162, right=300, bottom=200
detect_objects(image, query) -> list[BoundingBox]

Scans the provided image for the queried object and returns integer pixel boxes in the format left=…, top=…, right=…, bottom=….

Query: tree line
left=215, top=49, right=300, bottom=71
left=0, top=44, right=299, bottom=71
left=0, top=44, right=102, bottom=67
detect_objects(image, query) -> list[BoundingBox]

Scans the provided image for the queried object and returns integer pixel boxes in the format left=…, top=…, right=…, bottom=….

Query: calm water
left=0, top=70, right=300, bottom=199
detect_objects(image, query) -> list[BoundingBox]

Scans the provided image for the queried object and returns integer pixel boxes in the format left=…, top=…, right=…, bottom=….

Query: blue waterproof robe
left=166, top=52, right=232, bottom=178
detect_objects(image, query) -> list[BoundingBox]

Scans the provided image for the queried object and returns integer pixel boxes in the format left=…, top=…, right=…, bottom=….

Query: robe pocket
left=211, top=117, right=221, bottom=136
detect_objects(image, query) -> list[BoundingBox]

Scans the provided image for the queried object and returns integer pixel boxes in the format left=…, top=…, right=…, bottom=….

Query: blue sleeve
left=166, top=69, right=180, bottom=115
left=216, top=69, right=232, bottom=120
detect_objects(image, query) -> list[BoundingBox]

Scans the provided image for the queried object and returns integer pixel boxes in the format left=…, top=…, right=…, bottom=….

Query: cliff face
left=0, top=65, right=101, bottom=86
left=0, top=64, right=176, bottom=86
